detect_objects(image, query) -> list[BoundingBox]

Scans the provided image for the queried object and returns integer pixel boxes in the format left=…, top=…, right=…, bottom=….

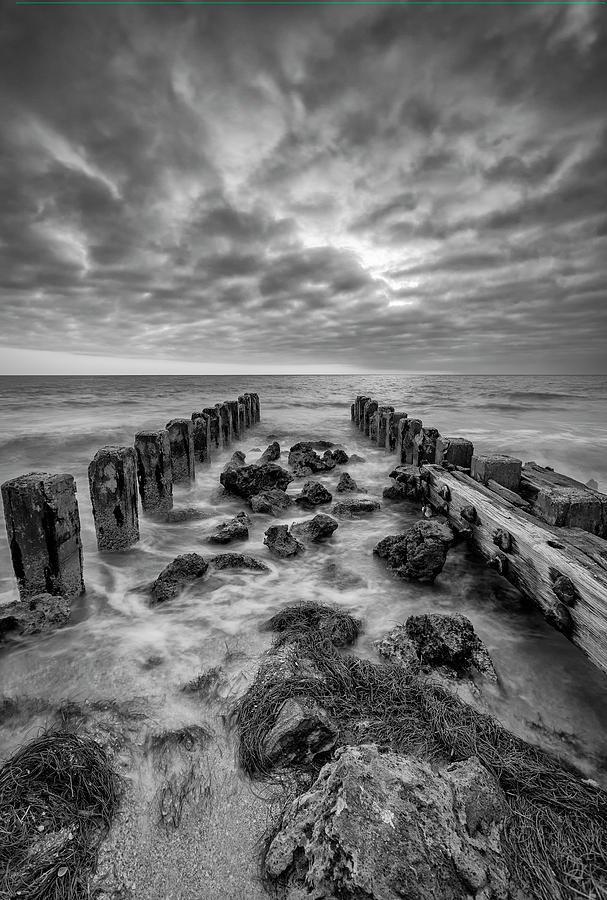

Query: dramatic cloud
left=0, top=3, right=605, bottom=373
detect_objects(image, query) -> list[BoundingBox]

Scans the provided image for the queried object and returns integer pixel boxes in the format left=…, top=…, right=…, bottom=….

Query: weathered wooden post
left=166, top=419, right=195, bottom=483
left=226, top=400, right=241, bottom=439
left=436, top=436, right=474, bottom=469
left=134, top=430, right=173, bottom=513
left=251, top=392, right=261, bottom=423
left=237, top=400, right=246, bottom=436
left=369, top=409, right=379, bottom=442
left=218, top=402, right=232, bottom=446
left=471, top=454, right=522, bottom=491
left=203, top=407, right=221, bottom=449
left=238, top=395, right=248, bottom=429
left=2, top=472, right=84, bottom=598
left=351, top=403, right=356, bottom=422
left=245, top=393, right=254, bottom=428
left=388, top=412, right=407, bottom=452
left=377, top=406, right=394, bottom=447
left=398, top=417, right=422, bottom=464
left=353, top=395, right=363, bottom=427
left=412, top=427, right=440, bottom=466
left=88, top=447, right=139, bottom=551
left=191, top=412, right=211, bottom=464
left=363, top=399, right=378, bottom=437
left=358, top=397, right=371, bottom=431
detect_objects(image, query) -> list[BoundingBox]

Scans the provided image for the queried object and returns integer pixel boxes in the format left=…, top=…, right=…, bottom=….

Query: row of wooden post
left=1, top=393, right=261, bottom=601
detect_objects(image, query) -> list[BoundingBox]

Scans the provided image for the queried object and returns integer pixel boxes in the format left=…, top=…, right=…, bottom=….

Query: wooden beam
left=421, top=464, right=607, bottom=676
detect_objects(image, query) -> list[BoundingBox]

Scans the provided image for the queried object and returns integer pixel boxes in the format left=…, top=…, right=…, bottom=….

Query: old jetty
left=351, top=394, right=607, bottom=676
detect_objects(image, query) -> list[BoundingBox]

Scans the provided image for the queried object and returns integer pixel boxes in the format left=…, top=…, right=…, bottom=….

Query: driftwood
left=519, top=463, right=607, bottom=538
left=421, top=464, right=607, bottom=676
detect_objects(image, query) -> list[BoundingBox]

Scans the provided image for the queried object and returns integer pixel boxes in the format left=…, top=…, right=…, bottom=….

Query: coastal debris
left=263, top=524, right=304, bottom=558
left=519, top=462, right=607, bottom=537
left=294, top=480, right=333, bottom=508
left=374, top=519, right=454, bottom=582
left=471, top=453, right=522, bottom=491
left=191, top=411, right=211, bottom=463
left=207, top=511, right=250, bottom=544
left=1, top=471, right=84, bottom=599
left=0, top=730, right=122, bottom=900
left=412, top=425, right=441, bottom=466
left=134, top=429, right=173, bottom=514
left=435, top=436, right=474, bottom=469
left=397, top=417, right=422, bottom=465
left=290, top=514, right=339, bottom=542
left=88, top=446, right=140, bottom=551
left=263, top=601, right=362, bottom=648
left=261, top=698, right=338, bottom=769
left=0, top=592, right=70, bottom=641
left=249, top=488, right=292, bottom=516
left=150, top=552, right=208, bottom=605
left=166, top=418, right=195, bottom=483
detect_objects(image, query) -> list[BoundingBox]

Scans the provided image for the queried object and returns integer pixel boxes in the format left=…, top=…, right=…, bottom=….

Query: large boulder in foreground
left=150, top=553, right=208, bottom=605
left=207, top=511, right=250, bottom=544
left=290, top=514, right=338, bottom=543
left=0, top=593, right=70, bottom=640
left=295, top=480, right=333, bottom=509
left=264, top=524, right=304, bottom=558
left=378, top=615, right=497, bottom=680
left=249, top=489, right=292, bottom=516
left=220, top=459, right=293, bottom=500
left=265, top=744, right=518, bottom=900
left=374, top=520, right=454, bottom=582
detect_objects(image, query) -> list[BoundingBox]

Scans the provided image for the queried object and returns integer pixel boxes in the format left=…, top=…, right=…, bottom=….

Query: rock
left=332, top=497, right=380, bottom=517
left=412, top=426, right=441, bottom=466
left=210, top=553, right=270, bottom=572
left=220, top=460, right=293, bottom=500
left=258, top=441, right=281, bottom=464
left=288, top=442, right=336, bottom=476
left=336, top=472, right=363, bottom=493
left=249, top=489, right=293, bottom=516
left=0, top=593, right=70, bottom=641
left=379, top=615, right=497, bottom=680
left=586, top=478, right=599, bottom=491
left=331, top=448, right=349, bottom=465
left=384, top=465, right=424, bottom=502
left=321, top=449, right=336, bottom=470
left=347, top=454, right=366, bottom=464
left=290, top=514, right=339, bottom=542
left=374, top=520, right=454, bottom=582
left=207, top=511, right=251, bottom=544
left=163, top=506, right=211, bottom=523
left=262, top=698, right=338, bottom=768
left=150, top=553, right=208, bottom=605
left=265, top=744, right=517, bottom=900
left=264, top=525, right=304, bottom=558
left=295, top=480, right=333, bottom=508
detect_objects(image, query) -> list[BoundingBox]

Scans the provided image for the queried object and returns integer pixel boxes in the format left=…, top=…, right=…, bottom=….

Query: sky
left=0, top=3, right=606, bottom=375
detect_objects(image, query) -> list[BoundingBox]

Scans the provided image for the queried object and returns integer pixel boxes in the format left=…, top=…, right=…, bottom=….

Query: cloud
left=0, top=4, right=605, bottom=373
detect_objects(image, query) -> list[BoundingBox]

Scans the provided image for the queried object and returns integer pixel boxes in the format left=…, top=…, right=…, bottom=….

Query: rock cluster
left=220, top=453, right=293, bottom=500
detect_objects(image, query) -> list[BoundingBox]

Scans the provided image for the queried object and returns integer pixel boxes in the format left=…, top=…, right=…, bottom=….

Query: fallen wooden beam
left=519, top=463, right=607, bottom=538
left=421, top=464, right=607, bottom=676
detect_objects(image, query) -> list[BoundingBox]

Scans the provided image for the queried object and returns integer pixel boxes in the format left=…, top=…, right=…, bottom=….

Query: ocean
left=1, top=373, right=606, bottom=896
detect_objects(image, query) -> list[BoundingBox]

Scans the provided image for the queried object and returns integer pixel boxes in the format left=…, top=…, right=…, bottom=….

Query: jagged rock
left=262, top=698, right=338, bottom=768
left=265, top=744, right=518, bottom=900
left=220, top=460, right=293, bottom=500
left=249, top=489, right=293, bottom=516
left=321, top=450, right=336, bottom=470
left=290, top=514, right=339, bottom=542
left=288, top=442, right=335, bottom=477
left=379, top=615, right=497, bottom=680
left=374, top=520, right=454, bottom=582
left=332, top=497, right=380, bottom=517
left=150, top=553, right=208, bottom=605
left=331, top=448, right=349, bottom=465
left=336, top=472, right=363, bottom=493
left=210, top=553, right=270, bottom=572
left=385, top=465, right=425, bottom=502
left=164, top=507, right=212, bottom=523
left=264, top=525, right=304, bottom=558
left=259, top=441, right=281, bottom=463
left=207, top=511, right=251, bottom=544
left=0, top=593, right=70, bottom=640
left=347, top=454, right=366, bottom=464
left=295, top=480, right=333, bottom=508
left=586, top=478, right=599, bottom=491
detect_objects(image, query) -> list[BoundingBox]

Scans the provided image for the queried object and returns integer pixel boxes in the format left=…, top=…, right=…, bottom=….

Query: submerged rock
left=220, top=460, right=293, bottom=500
left=332, top=497, right=380, bottom=517
left=374, top=520, right=454, bottom=582
left=150, top=553, right=208, bottom=605
left=0, top=593, right=70, bottom=640
left=295, top=480, right=333, bottom=508
left=347, top=454, right=366, bottom=464
left=207, top=511, right=251, bottom=544
left=258, top=441, right=281, bottom=464
left=265, top=744, right=517, bottom=900
left=290, top=514, right=339, bottom=542
left=163, top=506, right=212, bottom=523
left=210, top=553, right=270, bottom=572
left=378, top=615, right=497, bottom=680
left=262, top=698, right=338, bottom=768
left=249, top=489, right=292, bottom=516
left=336, top=472, right=364, bottom=493
left=264, top=524, right=304, bottom=558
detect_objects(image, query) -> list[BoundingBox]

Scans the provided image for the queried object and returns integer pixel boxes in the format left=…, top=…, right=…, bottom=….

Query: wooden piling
left=357, top=397, right=371, bottom=430
left=377, top=406, right=394, bottom=447
left=238, top=400, right=246, bottom=436
left=471, top=454, right=522, bottom=492
left=412, top=426, right=440, bottom=466
left=203, top=407, right=221, bottom=449
left=216, top=403, right=232, bottom=447
left=363, top=400, right=379, bottom=437
left=436, top=436, right=474, bottom=469
left=388, top=412, right=407, bottom=452
left=252, top=392, right=261, bottom=423
left=166, top=418, right=195, bottom=483
left=88, top=447, right=139, bottom=551
left=134, top=430, right=173, bottom=513
left=398, top=417, right=422, bottom=464
left=226, top=400, right=241, bottom=439
left=2, top=472, right=84, bottom=599
left=192, top=412, right=211, bottom=464
left=519, top=463, right=607, bottom=538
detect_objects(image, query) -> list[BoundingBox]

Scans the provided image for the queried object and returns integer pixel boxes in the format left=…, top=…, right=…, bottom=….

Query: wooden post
left=253, top=392, right=261, bottom=423
left=2, top=472, right=84, bottom=598
left=436, top=436, right=474, bottom=469
left=216, top=403, right=232, bottom=447
left=88, top=447, right=139, bottom=551
left=134, top=430, right=173, bottom=513
left=192, top=412, right=211, bottom=464
left=377, top=406, right=394, bottom=447
left=363, top=399, right=378, bottom=436
left=226, top=400, right=241, bottom=439
left=203, top=407, right=221, bottom=449
left=166, top=418, right=195, bottom=483
left=238, top=400, right=246, bottom=436
left=351, top=403, right=356, bottom=422
left=398, top=417, right=422, bottom=464
left=422, top=464, right=607, bottom=676
left=388, top=412, right=407, bottom=452
left=412, top=427, right=440, bottom=466
left=519, top=463, right=607, bottom=537
left=358, top=397, right=371, bottom=431
left=471, top=454, right=522, bottom=491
